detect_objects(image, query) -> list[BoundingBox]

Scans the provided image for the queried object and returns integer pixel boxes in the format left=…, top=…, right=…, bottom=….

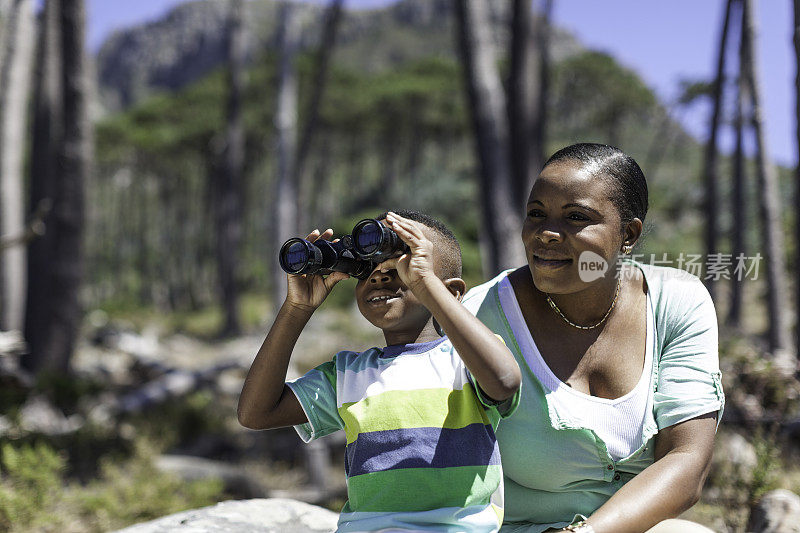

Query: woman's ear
left=444, top=278, right=467, bottom=301
left=622, top=217, right=643, bottom=250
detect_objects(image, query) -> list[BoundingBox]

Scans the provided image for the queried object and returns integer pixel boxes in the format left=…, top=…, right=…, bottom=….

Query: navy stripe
left=381, top=336, right=448, bottom=357
left=345, top=423, right=499, bottom=477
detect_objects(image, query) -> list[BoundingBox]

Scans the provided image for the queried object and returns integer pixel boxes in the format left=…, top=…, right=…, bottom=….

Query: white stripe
left=336, top=349, right=470, bottom=407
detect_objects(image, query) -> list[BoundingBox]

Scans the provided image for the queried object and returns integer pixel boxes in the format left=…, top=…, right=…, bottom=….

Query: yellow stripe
left=339, top=385, right=490, bottom=444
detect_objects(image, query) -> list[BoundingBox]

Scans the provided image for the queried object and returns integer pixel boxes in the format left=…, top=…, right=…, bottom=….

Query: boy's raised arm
left=384, top=213, right=521, bottom=402
left=237, top=229, right=349, bottom=430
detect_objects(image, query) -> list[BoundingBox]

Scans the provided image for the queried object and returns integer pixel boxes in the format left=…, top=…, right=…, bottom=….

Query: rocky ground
left=3, top=309, right=800, bottom=532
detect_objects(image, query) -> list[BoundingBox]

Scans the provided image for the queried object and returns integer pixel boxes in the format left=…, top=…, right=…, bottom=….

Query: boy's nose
left=368, top=268, right=393, bottom=284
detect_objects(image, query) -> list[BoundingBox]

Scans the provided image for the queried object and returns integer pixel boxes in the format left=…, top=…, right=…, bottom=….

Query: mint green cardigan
left=462, top=261, right=724, bottom=532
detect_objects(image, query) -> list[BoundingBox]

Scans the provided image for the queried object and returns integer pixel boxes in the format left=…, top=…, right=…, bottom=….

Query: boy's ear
left=444, top=278, right=467, bottom=301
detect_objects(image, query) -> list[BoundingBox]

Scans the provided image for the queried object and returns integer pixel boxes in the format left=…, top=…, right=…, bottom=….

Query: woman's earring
left=622, top=245, right=633, bottom=254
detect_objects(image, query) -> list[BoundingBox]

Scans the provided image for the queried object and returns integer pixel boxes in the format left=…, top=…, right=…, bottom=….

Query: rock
left=112, top=498, right=338, bottom=532
left=155, top=455, right=267, bottom=499
left=711, top=431, right=758, bottom=484
left=747, top=489, right=800, bottom=533
left=19, top=395, right=83, bottom=436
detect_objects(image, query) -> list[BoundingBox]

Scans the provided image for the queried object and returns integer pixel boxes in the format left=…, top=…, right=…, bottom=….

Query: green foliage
left=126, top=391, right=230, bottom=451
left=0, top=442, right=66, bottom=531
left=676, top=78, right=714, bottom=106
left=748, top=432, right=782, bottom=504
left=76, top=439, right=223, bottom=531
left=0, top=438, right=224, bottom=533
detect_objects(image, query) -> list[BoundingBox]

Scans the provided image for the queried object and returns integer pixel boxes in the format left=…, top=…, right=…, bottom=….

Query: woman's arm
left=580, top=412, right=717, bottom=533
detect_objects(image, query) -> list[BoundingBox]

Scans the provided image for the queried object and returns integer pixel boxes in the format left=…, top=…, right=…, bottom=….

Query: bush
left=0, top=438, right=225, bottom=533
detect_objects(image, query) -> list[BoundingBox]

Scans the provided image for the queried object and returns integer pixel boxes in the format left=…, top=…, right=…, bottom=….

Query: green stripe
left=345, top=465, right=503, bottom=512
left=338, top=385, right=491, bottom=444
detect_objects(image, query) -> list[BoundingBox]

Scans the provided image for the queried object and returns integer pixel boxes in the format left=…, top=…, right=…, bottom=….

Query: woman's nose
left=536, top=224, right=564, bottom=243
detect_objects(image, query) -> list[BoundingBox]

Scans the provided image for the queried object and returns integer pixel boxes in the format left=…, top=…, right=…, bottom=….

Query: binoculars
left=278, top=219, right=410, bottom=280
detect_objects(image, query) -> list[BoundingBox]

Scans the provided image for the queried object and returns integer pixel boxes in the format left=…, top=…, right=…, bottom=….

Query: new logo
left=578, top=251, right=608, bottom=282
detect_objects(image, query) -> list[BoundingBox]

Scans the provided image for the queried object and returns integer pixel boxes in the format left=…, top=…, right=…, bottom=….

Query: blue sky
left=86, top=0, right=796, bottom=167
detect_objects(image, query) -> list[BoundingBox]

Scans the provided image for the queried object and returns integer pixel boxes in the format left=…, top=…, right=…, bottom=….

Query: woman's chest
left=534, top=330, right=646, bottom=399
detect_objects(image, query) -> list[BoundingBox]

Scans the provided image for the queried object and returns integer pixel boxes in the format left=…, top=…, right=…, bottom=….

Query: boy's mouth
left=366, top=291, right=400, bottom=304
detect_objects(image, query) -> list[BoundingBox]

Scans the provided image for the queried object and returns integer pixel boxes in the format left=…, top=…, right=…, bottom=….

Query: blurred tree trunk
left=0, top=0, right=12, bottom=83
left=508, top=0, right=550, bottom=206
left=296, top=0, right=343, bottom=231
left=701, top=0, right=734, bottom=302
left=793, top=0, right=800, bottom=357
left=727, top=67, right=746, bottom=328
left=740, top=0, right=793, bottom=359
left=272, top=0, right=300, bottom=305
left=455, top=0, right=526, bottom=275
left=24, top=0, right=89, bottom=372
left=533, top=0, right=552, bottom=172
left=508, top=0, right=537, bottom=208
left=0, top=0, right=34, bottom=331
left=215, top=0, right=245, bottom=336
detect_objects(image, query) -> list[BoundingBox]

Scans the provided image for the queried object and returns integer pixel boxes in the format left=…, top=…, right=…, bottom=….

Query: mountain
left=95, top=0, right=582, bottom=111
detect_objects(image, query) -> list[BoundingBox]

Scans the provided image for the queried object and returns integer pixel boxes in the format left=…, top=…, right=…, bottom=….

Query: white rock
left=747, top=489, right=800, bottom=533
left=112, top=498, right=338, bottom=533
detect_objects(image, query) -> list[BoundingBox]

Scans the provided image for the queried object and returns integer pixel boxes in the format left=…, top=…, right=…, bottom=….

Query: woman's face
left=522, top=159, right=631, bottom=294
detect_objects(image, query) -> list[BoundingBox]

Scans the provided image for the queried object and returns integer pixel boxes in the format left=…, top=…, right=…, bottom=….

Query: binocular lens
left=352, top=218, right=408, bottom=260
left=278, top=236, right=376, bottom=279
left=353, top=220, right=383, bottom=256
left=279, top=238, right=321, bottom=274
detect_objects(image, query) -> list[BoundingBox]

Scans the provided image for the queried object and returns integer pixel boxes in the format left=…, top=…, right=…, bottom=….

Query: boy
left=238, top=210, right=521, bottom=532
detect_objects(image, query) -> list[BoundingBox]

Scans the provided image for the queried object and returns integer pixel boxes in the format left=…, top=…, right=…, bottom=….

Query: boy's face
left=354, top=223, right=442, bottom=344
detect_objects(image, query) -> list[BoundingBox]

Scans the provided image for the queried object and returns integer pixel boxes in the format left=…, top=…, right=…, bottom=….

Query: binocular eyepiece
left=278, top=219, right=410, bottom=280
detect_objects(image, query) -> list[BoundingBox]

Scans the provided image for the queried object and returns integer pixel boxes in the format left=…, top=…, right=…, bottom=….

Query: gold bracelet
left=564, top=521, right=595, bottom=533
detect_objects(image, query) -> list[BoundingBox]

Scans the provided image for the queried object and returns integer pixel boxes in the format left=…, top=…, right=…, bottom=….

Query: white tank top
left=498, top=276, right=654, bottom=461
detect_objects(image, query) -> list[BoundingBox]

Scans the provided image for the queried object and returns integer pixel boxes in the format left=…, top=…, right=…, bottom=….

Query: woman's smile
left=531, top=254, right=573, bottom=270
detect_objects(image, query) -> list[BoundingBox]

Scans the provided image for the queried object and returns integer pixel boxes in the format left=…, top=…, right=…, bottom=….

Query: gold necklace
left=545, top=279, right=621, bottom=330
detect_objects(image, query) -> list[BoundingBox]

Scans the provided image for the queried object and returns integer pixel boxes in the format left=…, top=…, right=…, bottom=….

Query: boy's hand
left=284, top=228, right=350, bottom=313
left=382, top=212, right=438, bottom=293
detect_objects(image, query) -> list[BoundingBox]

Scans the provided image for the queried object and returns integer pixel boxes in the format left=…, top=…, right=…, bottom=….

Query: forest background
left=0, top=0, right=799, bottom=531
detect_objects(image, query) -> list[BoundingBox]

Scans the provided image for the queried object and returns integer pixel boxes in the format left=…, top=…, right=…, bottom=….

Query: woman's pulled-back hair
left=543, top=143, right=649, bottom=225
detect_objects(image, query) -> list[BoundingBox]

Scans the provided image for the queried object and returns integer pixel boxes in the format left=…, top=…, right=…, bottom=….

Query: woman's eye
left=527, top=210, right=544, bottom=218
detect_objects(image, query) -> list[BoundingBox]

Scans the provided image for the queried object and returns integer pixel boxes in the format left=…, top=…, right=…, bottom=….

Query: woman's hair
left=543, top=143, right=649, bottom=225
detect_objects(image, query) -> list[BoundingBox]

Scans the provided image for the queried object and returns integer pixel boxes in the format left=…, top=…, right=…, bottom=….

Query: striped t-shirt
left=287, top=335, right=519, bottom=532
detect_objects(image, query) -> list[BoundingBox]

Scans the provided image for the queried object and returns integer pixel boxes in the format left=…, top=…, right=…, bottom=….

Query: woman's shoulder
left=462, top=268, right=516, bottom=307
left=631, top=261, right=709, bottom=298
left=630, top=260, right=716, bottom=326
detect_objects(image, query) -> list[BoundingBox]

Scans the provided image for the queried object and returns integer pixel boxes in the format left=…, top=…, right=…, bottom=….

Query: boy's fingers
left=306, top=228, right=333, bottom=243
left=324, top=271, right=349, bottom=289
left=379, top=257, right=400, bottom=272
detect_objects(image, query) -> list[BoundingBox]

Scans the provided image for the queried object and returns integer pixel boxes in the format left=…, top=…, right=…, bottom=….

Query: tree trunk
left=23, top=0, right=89, bottom=373
left=0, top=0, right=34, bottom=331
left=741, top=0, right=793, bottom=359
left=295, top=0, right=343, bottom=231
left=727, top=67, right=746, bottom=328
left=508, top=0, right=536, bottom=207
left=215, top=0, right=245, bottom=336
left=793, top=0, right=800, bottom=358
left=701, top=0, right=734, bottom=302
left=508, top=0, right=550, bottom=205
left=533, top=0, right=552, bottom=173
left=0, top=0, right=13, bottom=85
left=25, top=0, right=63, bottom=366
left=271, top=0, right=300, bottom=305
left=455, top=0, right=526, bottom=276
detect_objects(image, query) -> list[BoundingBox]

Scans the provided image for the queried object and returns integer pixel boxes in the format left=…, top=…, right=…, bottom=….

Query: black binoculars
left=278, top=219, right=410, bottom=280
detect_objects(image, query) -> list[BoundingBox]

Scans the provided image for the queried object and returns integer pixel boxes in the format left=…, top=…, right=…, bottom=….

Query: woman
left=463, top=144, right=724, bottom=533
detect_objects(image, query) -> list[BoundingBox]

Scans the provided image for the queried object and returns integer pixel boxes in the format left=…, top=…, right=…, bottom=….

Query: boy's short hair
left=376, top=210, right=462, bottom=279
